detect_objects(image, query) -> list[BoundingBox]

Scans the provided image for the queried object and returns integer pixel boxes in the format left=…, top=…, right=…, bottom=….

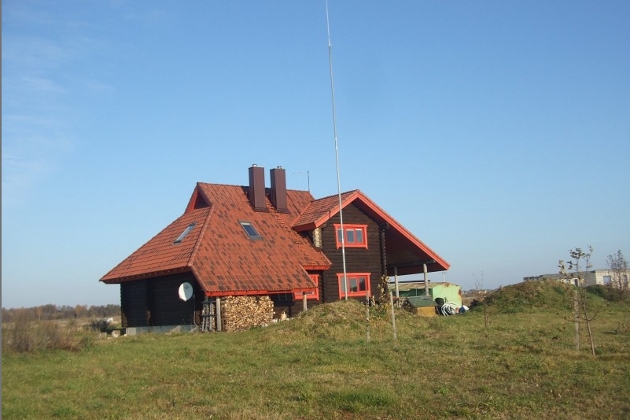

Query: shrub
left=85, top=317, right=115, bottom=333
left=586, top=284, right=625, bottom=302
left=2, top=313, right=81, bottom=353
left=480, top=280, right=574, bottom=313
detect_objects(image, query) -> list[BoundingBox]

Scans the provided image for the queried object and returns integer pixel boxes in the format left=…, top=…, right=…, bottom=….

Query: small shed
left=392, top=282, right=463, bottom=307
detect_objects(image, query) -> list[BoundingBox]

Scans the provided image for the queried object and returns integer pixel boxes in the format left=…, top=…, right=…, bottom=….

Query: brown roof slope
left=101, top=183, right=331, bottom=296
left=101, top=207, right=211, bottom=283
left=190, top=183, right=330, bottom=296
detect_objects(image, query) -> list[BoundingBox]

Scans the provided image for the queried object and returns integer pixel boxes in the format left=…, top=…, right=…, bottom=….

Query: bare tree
left=74, top=304, right=87, bottom=319
left=607, top=250, right=629, bottom=300
left=473, top=271, right=491, bottom=334
left=559, top=246, right=599, bottom=356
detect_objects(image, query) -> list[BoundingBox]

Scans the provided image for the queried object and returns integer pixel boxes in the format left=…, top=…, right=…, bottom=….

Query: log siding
left=320, top=204, right=383, bottom=303
left=120, top=272, right=201, bottom=328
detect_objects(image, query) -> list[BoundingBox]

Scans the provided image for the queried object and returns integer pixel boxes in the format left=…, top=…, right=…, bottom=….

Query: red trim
left=351, top=192, right=450, bottom=270
left=184, top=184, right=212, bottom=213
left=337, top=273, right=371, bottom=298
left=184, top=188, right=200, bottom=213
left=294, top=274, right=320, bottom=300
left=334, top=224, right=368, bottom=249
left=292, top=222, right=317, bottom=232
left=205, top=289, right=294, bottom=297
left=303, top=264, right=330, bottom=271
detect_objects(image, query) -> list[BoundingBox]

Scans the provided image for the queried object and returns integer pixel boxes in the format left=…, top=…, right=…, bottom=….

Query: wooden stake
left=366, top=291, right=370, bottom=342
left=573, top=290, right=579, bottom=351
left=389, top=291, right=397, bottom=341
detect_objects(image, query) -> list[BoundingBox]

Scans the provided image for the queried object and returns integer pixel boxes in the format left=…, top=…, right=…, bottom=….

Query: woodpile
left=221, top=296, right=274, bottom=332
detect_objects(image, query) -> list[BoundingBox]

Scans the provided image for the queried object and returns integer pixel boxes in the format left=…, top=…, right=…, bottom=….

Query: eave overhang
left=100, top=267, right=193, bottom=284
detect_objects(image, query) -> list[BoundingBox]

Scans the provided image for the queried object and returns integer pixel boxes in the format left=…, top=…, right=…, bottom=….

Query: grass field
left=3, top=282, right=630, bottom=419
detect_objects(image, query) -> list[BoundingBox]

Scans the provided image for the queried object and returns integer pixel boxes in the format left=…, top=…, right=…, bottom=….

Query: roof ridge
left=196, top=182, right=246, bottom=188
left=313, top=189, right=359, bottom=202
left=196, top=181, right=313, bottom=195
left=187, top=205, right=214, bottom=267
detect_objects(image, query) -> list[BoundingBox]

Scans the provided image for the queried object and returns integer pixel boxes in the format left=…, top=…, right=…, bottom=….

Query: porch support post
left=303, top=293, right=308, bottom=312
left=394, top=267, right=400, bottom=307
left=424, top=264, right=429, bottom=296
left=215, top=297, right=222, bottom=332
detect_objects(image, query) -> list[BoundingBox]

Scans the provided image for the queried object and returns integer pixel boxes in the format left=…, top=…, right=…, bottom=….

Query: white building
left=524, top=269, right=630, bottom=288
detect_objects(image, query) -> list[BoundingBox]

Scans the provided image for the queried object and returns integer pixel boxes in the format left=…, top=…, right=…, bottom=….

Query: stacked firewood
left=221, top=296, right=274, bottom=332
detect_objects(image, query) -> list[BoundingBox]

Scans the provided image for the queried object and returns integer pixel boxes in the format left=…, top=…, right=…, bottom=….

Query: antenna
left=292, top=171, right=310, bottom=192
left=326, top=0, right=348, bottom=300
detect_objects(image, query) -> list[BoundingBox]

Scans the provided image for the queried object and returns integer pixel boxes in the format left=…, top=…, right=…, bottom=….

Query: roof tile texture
left=102, top=183, right=331, bottom=296
left=101, top=207, right=210, bottom=281
left=292, top=190, right=357, bottom=230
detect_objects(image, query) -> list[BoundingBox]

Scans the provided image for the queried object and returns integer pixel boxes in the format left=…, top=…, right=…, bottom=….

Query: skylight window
left=240, top=221, right=262, bottom=240
left=174, top=223, right=196, bottom=244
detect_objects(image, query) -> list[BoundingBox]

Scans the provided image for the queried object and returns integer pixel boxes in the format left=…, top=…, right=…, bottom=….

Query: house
left=524, top=269, right=630, bottom=288
left=100, top=165, right=450, bottom=332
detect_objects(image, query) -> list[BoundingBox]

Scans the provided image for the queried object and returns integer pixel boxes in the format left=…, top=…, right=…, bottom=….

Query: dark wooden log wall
left=120, top=272, right=202, bottom=327
left=120, top=279, right=148, bottom=327
left=320, top=204, right=383, bottom=303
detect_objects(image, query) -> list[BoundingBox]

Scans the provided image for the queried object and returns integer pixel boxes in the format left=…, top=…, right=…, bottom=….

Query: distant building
left=524, top=269, right=630, bottom=288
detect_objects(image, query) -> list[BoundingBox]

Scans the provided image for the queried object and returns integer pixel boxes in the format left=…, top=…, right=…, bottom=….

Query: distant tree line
left=1, top=304, right=121, bottom=323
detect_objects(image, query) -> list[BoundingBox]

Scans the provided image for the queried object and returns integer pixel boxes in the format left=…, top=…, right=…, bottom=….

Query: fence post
left=389, top=291, right=397, bottom=341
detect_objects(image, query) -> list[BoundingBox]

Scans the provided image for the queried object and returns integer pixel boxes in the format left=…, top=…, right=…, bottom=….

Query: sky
left=2, top=0, right=629, bottom=309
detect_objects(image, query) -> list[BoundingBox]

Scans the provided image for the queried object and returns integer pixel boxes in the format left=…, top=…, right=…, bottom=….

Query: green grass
left=3, top=288, right=630, bottom=419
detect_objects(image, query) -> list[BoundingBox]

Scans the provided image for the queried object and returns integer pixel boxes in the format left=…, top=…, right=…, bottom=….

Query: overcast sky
left=3, top=0, right=629, bottom=308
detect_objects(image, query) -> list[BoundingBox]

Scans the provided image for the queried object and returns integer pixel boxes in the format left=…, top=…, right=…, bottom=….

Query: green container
left=405, top=296, right=436, bottom=308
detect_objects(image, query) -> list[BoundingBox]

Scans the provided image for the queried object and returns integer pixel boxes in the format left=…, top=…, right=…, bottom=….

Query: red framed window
left=294, top=274, right=320, bottom=301
left=337, top=273, right=371, bottom=298
left=334, top=224, right=367, bottom=248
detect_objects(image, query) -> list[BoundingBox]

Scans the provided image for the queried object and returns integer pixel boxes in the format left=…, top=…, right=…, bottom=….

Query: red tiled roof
left=292, top=190, right=358, bottom=230
left=101, top=181, right=449, bottom=293
left=100, top=207, right=211, bottom=281
left=101, top=183, right=332, bottom=296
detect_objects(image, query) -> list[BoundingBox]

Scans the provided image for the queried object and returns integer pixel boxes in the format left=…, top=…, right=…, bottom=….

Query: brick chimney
left=248, top=165, right=267, bottom=211
left=270, top=166, right=288, bottom=213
